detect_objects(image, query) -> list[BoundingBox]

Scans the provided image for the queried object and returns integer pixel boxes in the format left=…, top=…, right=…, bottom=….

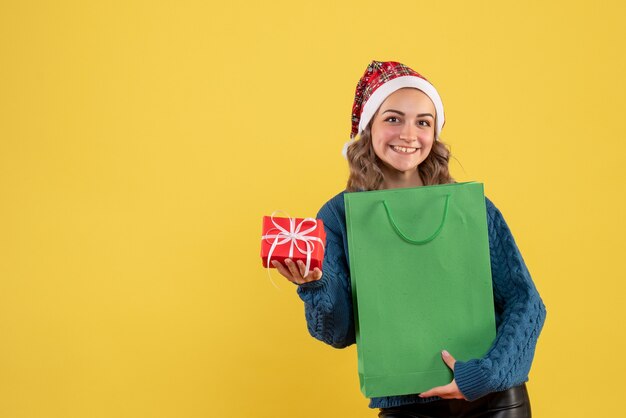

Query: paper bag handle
left=382, top=194, right=450, bottom=245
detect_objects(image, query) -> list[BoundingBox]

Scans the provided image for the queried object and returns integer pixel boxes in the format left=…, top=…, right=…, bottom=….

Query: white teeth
left=391, top=145, right=418, bottom=153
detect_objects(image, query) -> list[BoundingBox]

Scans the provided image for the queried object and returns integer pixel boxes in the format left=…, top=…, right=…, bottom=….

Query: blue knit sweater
left=296, top=190, right=546, bottom=409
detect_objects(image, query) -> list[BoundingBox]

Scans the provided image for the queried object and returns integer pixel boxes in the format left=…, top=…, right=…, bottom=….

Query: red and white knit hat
left=343, top=60, right=445, bottom=157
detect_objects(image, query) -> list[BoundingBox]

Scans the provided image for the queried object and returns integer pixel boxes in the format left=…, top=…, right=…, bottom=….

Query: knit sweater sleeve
left=295, top=198, right=355, bottom=348
left=453, top=199, right=547, bottom=401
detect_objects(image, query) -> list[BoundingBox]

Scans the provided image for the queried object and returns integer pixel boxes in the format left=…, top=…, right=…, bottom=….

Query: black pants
left=378, top=384, right=531, bottom=418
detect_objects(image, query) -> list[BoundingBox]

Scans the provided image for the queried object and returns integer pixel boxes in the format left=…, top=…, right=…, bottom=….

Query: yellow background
left=1, top=1, right=625, bottom=417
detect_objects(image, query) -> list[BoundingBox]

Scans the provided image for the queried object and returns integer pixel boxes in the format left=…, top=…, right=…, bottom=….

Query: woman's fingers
left=441, top=350, right=456, bottom=370
left=296, top=260, right=306, bottom=277
left=272, top=260, right=297, bottom=283
left=298, top=261, right=324, bottom=282
left=418, top=351, right=466, bottom=400
left=271, top=259, right=323, bottom=285
left=309, top=267, right=323, bottom=281
left=284, top=259, right=302, bottom=281
left=419, top=380, right=465, bottom=400
left=419, top=382, right=454, bottom=399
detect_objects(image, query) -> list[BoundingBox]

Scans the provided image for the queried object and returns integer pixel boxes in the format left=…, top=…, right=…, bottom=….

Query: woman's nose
left=399, top=123, right=418, bottom=142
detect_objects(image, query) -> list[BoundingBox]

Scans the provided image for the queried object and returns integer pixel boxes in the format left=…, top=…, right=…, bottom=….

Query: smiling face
left=370, top=88, right=436, bottom=179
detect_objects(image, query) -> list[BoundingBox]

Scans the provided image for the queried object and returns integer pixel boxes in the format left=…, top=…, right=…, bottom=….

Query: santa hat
left=343, top=60, right=445, bottom=158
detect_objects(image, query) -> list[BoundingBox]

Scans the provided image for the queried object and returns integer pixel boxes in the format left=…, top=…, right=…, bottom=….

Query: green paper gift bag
left=344, top=182, right=496, bottom=398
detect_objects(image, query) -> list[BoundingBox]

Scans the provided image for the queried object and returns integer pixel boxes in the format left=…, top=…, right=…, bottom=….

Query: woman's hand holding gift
left=273, top=259, right=322, bottom=285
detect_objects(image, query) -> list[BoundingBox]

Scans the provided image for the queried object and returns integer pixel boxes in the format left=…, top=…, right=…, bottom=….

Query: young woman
left=272, top=60, right=546, bottom=418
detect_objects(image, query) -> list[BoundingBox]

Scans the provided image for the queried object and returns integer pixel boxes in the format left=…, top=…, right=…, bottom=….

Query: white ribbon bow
left=262, top=211, right=325, bottom=283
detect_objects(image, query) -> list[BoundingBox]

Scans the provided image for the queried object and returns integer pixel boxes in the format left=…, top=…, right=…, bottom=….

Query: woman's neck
left=380, top=168, right=424, bottom=190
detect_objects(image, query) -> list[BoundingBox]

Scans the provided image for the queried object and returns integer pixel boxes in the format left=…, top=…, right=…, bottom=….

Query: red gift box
left=261, top=214, right=326, bottom=275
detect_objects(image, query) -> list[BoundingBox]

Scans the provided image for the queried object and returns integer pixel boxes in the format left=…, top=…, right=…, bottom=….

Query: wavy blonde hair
left=346, top=122, right=454, bottom=192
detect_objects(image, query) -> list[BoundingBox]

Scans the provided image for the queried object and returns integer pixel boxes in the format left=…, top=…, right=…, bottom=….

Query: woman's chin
left=391, top=157, right=421, bottom=170
left=384, top=162, right=420, bottom=175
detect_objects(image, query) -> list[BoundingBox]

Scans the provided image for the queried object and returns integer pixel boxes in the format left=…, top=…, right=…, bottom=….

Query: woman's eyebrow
left=382, top=109, right=435, bottom=119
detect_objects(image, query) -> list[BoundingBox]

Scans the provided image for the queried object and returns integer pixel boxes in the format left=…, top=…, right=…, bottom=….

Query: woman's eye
left=385, top=117, right=399, bottom=123
left=418, top=120, right=431, bottom=127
